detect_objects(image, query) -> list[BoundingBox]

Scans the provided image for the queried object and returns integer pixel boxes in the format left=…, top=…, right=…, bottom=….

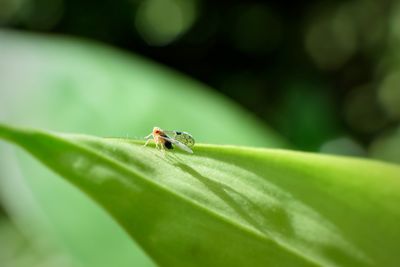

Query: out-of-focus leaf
left=0, top=217, right=72, bottom=267
left=0, top=30, right=287, bottom=267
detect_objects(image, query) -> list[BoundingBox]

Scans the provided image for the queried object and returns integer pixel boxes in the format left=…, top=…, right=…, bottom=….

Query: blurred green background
left=0, top=0, right=399, bottom=266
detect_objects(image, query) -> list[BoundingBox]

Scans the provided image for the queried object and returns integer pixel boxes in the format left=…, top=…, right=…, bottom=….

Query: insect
left=144, top=127, right=195, bottom=154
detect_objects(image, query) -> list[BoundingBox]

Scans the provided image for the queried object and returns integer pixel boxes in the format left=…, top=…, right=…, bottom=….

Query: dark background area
left=1, top=0, right=399, bottom=151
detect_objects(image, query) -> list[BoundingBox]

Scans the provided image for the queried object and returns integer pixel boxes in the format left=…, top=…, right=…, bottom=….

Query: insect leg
left=143, top=133, right=153, bottom=147
left=144, top=133, right=153, bottom=139
left=144, top=139, right=151, bottom=146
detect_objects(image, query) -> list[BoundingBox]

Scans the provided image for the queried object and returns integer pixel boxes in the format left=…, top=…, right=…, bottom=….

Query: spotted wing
left=159, top=135, right=193, bottom=154
left=164, top=130, right=195, bottom=147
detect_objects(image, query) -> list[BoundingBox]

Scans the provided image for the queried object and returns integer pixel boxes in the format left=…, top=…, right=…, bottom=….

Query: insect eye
left=155, top=130, right=160, bottom=134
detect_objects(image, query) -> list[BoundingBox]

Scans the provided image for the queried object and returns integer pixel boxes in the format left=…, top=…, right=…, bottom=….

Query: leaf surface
left=1, top=124, right=399, bottom=267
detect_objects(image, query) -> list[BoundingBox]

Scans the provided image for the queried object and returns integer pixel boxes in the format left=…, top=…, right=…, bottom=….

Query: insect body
left=144, top=127, right=195, bottom=153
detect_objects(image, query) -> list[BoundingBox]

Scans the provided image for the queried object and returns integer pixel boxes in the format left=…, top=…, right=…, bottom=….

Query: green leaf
left=0, top=30, right=287, bottom=267
left=1, top=124, right=399, bottom=267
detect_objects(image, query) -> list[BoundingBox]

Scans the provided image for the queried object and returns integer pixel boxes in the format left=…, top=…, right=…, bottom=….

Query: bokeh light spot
left=0, top=0, right=26, bottom=24
left=378, top=71, right=400, bottom=119
left=305, top=6, right=357, bottom=70
left=389, top=1, right=400, bottom=45
left=344, top=85, right=387, bottom=134
left=320, top=137, right=365, bottom=157
left=135, top=0, right=198, bottom=46
left=369, top=127, right=400, bottom=164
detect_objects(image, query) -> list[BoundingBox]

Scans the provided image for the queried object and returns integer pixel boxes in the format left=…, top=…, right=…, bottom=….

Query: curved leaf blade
left=0, top=30, right=288, bottom=267
left=1, top=124, right=400, bottom=267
